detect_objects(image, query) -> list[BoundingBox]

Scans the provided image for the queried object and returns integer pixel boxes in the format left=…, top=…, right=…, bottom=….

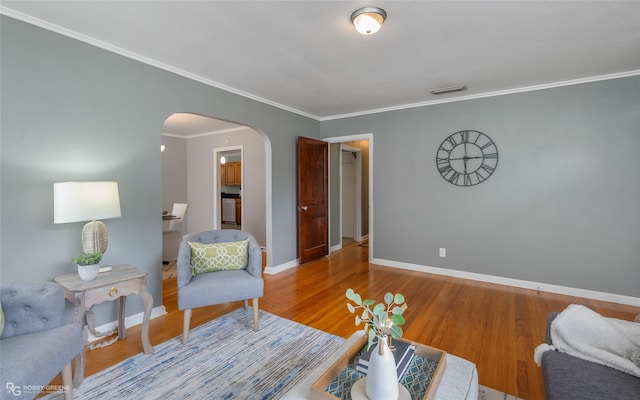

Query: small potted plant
left=72, top=251, right=103, bottom=281
left=346, top=288, right=407, bottom=400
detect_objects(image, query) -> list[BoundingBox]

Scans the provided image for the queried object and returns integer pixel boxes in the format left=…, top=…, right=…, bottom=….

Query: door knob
left=301, top=205, right=308, bottom=211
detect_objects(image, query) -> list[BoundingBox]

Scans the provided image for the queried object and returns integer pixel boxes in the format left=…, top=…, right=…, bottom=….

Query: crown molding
left=321, top=70, right=640, bottom=121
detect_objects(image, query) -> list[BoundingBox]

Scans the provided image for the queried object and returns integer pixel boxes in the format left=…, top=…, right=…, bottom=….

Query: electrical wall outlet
left=439, top=248, right=446, bottom=257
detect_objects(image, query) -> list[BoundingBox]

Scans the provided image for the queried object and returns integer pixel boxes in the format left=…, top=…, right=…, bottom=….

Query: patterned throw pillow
left=189, top=238, right=250, bottom=276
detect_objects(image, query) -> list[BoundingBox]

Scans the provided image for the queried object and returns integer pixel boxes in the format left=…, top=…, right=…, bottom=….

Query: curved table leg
left=139, top=282, right=155, bottom=354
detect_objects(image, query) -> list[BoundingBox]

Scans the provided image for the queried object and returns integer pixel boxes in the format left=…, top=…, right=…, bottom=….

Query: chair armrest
left=177, top=239, right=193, bottom=288
left=245, top=235, right=263, bottom=279
left=0, top=281, right=65, bottom=338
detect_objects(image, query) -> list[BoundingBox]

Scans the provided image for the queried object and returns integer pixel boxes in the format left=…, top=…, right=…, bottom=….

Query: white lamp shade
left=54, top=181, right=122, bottom=224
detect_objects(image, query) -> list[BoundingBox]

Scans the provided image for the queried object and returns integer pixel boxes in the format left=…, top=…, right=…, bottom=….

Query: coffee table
left=281, top=331, right=478, bottom=400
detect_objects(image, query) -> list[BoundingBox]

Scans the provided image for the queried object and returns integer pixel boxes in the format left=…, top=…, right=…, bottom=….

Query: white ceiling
left=3, top=1, right=640, bottom=126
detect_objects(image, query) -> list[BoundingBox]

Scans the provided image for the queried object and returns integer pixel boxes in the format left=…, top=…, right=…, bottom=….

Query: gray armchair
left=177, top=230, right=264, bottom=344
left=0, top=281, right=84, bottom=400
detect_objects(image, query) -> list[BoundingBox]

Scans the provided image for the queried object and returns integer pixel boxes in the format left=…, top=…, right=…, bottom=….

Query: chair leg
left=252, top=298, right=259, bottom=331
left=182, top=309, right=192, bottom=344
left=61, top=361, right=73, bottom=400
left=72, top=351, right=84, bottom=388
left=243, top=299, right=249, bottom=309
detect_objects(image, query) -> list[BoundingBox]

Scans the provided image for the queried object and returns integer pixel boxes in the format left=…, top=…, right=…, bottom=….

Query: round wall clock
left=436, top=130, right=498, bottom=187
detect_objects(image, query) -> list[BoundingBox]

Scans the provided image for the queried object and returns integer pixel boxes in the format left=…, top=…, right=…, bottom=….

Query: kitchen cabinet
left=221, top=162, right=242, bottom=186
left=235, top=198, right=241, bottom=225
left=233, top=162, right=242, bottom=185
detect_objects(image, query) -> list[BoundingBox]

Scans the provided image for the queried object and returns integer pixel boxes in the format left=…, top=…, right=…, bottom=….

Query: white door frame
left=325, top=133, right=373, bottom=262
left=213, top=145, right=243, bottom=229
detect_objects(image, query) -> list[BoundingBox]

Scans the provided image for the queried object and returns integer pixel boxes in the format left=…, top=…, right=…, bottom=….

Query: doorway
left=325, top=134, right=372, bottom=261
left=214, top=146, right=243, bottom=230
left=341, top=144, right=362, bottom=245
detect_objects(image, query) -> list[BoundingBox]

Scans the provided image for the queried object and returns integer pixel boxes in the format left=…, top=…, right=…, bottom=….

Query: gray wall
left=321, top=76, right=640, bottom=298
left=161, top=135, right=188, bottom=232
left=0, top=16, right=319, bottom=324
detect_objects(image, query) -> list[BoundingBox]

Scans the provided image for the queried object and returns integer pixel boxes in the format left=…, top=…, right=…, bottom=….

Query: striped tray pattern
left=325, top=346, right=440, bottom=400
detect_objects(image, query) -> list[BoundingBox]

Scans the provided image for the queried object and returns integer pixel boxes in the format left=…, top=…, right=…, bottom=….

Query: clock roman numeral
left=473, top=132, right=482, bottom=144
left=464, top=174, right=472, bottom=186
left=461, top=130, right=470, bottom=143
left=480, top=164, right=495, bottom=174
left=438, top=164, right=453, bottom=175
left=446, top=136, right=458, bottom=147
left=483, top=152, right=498, bottom=159
left=480, top=142, right=496, bottom=151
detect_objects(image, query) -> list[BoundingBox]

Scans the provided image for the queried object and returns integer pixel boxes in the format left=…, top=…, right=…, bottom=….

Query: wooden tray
left=310, top=333, right=447, bottom=400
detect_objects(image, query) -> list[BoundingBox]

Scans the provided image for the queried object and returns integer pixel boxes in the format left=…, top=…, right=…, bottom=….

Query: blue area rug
left=44, top=309, right=344, bottom=399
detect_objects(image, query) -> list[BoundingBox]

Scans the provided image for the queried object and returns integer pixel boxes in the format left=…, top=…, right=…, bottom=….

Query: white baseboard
left=88, top=305, right=167, bottom=342
left=330, top=244, right=342, bottom=253
left=264, top=259, right=299, bottom=275
left=372, top=258, right=640, bottom=307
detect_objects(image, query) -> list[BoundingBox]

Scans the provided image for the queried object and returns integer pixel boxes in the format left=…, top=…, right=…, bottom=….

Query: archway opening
left=160, top=112, right=272, bottom=280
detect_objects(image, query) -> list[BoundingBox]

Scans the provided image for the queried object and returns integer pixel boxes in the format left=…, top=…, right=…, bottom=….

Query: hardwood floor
left=76, top=241, right=638, bottom=400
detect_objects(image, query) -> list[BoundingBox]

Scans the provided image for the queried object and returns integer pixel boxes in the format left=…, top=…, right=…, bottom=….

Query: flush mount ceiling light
left=351, top=7, right=387, bottom=35
left=430, top=85, right=468, bottom=95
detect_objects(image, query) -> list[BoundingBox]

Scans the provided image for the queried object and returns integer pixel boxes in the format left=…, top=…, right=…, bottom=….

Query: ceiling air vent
left=430, top=85, right=468, bottom=95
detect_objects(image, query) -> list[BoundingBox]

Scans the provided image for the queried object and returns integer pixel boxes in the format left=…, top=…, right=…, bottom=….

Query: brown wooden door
left=297, top=136, right=329, bottom=264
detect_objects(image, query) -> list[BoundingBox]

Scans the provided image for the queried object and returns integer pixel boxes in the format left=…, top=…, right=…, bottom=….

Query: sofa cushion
left=542, top=346, right=640, bottom=400
left=189, top=238, right=249, bottom=275
left=178, top=269, right=264, bottom=310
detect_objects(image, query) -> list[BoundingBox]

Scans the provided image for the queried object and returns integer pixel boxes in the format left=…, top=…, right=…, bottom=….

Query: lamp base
left=82, top=220, right=108, bottom=254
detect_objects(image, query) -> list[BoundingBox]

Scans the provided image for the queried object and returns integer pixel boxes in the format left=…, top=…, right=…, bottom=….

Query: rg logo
left=5, top=382, right=21, bottom=396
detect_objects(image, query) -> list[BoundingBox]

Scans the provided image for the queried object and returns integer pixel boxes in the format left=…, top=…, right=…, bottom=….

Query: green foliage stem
left=345, top=288, right=407, bottom=351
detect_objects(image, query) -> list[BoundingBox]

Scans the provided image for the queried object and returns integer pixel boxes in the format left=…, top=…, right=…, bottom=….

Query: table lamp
left=54, top=181, right=122, bottom=254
